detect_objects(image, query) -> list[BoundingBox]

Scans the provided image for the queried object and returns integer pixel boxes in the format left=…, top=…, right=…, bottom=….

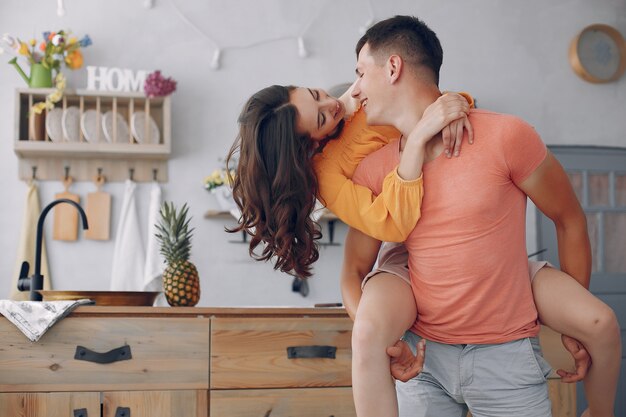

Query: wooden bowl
left=37, top=291, right=160, bottom=306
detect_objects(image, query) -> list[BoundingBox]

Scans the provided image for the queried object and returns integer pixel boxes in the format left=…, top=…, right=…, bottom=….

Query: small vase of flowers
left=204, top=165, right=236, bottom=211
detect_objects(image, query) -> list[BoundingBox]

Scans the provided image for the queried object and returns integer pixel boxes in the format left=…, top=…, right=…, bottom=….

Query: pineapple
left=155, top=202, right=201, bottom=306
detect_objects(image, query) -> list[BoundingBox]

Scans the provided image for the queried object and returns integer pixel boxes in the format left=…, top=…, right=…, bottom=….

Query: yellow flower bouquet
left=2, top=30, right=92, bottom=113
left=204, top=168, right=235, bottom=192
left=3, top=30, right=92, bottom=72
left=31, top=72, right=66, bottom=115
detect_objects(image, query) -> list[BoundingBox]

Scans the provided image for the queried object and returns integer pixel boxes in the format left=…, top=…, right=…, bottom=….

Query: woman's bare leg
left=533, top=267, right=621, bottom=417
left=352, top=272, right=417, bottom=417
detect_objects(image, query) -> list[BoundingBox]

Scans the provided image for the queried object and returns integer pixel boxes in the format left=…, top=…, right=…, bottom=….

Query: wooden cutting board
left=85, top=175, right=111, bottom=240
left=53, top=177, right=80, bottom=241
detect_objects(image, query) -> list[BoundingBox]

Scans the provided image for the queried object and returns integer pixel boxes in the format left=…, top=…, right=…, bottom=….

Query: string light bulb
left=359, top=18, right=374, bottom=35
left=210, top=49, right=222, bottom=70
left=57, top=0, right=65, bottom=16
left=297, top=37, right=308, bottom=58
left=166, top=0, right=344, bottom=70
left=359, top=1, right=375, bottom=35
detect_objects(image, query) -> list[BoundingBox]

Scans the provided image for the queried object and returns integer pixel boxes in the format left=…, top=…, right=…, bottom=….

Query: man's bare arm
left=519, top=151, right=593, bottom=382
left=519, top=151, right=591, bottom=288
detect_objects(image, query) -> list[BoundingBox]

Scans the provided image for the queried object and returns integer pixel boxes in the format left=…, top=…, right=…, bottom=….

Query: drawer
left=0, top=392, right=100, bottom=417
left=0, top=317, right=209, bottom=392
left=210, top=387, right=356, bottom=417
left=103, top=390, right=208, bottom=417
left=211, top=317, right=352, bottom=389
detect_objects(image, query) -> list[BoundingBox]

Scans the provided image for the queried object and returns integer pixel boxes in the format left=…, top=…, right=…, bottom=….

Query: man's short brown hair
left=356, top=15, right=443, bottom=86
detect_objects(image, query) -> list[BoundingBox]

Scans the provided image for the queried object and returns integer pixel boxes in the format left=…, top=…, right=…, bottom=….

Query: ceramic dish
left=45, top=108, right=64, bottom=142
left=131, top=111, right=160, bottom=144
left=61, top=106, right=81, bottom=142
left=80, top=109, right=106, bottom=142
left=37, top=290, right=161, bottom=306
left=102, top=110, right=130, bottom=143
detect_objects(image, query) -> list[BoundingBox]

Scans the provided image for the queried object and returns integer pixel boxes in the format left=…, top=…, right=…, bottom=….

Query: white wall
left=1, top=0, right=624, bottom=306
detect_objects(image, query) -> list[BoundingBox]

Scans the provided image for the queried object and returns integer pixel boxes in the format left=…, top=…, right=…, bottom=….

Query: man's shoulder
left=469, top=109, right=546, bottom=181
left=469, top=109, right=534, bottom=131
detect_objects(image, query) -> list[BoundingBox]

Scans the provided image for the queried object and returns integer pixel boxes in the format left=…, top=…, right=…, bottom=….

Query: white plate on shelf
left=80, top=109, right=106, bottom=143
left=45, top=108, right=64, bottom=142
left=61, top=106, right=81, bottom=142
left=103, top=110, right=130, bottom=143
left=131, top=111, right=160, bottom=144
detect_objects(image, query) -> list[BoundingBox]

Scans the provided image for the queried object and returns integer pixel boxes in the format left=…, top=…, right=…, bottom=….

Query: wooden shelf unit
left=204, top=208, right=338, bottom=221
left=14, top=88, right=171, bottom=182
left=205, top=208, right=342, bottom=246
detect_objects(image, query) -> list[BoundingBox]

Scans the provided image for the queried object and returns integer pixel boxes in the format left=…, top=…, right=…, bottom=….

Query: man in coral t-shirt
left=352, top=111, right=545, bottom=345
left=343, top=16, right=592, bottom=417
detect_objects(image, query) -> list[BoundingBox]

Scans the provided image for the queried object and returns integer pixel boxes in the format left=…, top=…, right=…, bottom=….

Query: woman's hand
left=442, top=114, right=473, bottom=158
left=407, top=92, right=474, bottom=156
left=339, top=79, right=361, bottom=119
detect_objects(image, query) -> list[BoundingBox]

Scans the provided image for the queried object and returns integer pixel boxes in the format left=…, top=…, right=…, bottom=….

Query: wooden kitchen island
left=0, top=306, right=575, bottom=417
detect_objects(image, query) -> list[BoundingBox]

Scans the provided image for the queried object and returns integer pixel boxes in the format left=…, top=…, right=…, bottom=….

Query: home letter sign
left=86, top=66, right=148, bottom=92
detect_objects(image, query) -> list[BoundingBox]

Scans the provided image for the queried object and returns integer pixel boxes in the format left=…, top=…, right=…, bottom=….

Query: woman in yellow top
left=228, top=83, right=471, bottom=277
left=228, top=85, right=473, bottom=416
left=228, top=83, right=619, bottom=417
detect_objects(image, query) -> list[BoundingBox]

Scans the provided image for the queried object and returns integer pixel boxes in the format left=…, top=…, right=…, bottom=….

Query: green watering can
left=9, top=57, right=53, bottom=88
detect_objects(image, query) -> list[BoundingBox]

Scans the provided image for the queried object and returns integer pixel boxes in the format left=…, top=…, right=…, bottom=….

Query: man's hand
left=386, top=339, right=426, bottom=382
left=556, top=334, right=591, bottom=383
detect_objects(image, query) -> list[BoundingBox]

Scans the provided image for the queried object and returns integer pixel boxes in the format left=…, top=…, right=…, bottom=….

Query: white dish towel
left=0, top=299, right=93, bottom=342
left=110, top=180, right=145, bottom=291
left=11, top=181, right=52, bottom=300
left=143, top=182, right=167, bottom=306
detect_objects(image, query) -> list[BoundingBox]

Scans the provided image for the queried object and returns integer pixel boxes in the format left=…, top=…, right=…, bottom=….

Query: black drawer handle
left=74, top=345, right=132, bottom=364
left=73, top=409, right=88, bottom=417
left=265, top=408, right=333, bottom=417
left=115, top=407, right=130, bottom=417
left=286, top=345, right=336, bottom=359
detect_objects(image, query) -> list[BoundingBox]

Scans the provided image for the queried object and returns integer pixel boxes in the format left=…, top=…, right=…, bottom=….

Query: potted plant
left=3, top=30, right=92, bottom=88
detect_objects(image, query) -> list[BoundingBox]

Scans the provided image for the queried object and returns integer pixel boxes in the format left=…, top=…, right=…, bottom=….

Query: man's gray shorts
left=397, top=331, right=553, bottom=417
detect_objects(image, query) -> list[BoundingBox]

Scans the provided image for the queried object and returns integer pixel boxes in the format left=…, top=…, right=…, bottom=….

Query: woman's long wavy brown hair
left=226, top=85, right=322, bottom=279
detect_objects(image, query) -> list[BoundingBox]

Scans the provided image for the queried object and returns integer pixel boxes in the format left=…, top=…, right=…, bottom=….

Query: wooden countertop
left=69, top=305, right=350, bottom=318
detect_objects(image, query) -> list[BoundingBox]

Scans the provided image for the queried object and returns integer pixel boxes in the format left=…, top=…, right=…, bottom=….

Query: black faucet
left=17, top=198, right=89, bottom=301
